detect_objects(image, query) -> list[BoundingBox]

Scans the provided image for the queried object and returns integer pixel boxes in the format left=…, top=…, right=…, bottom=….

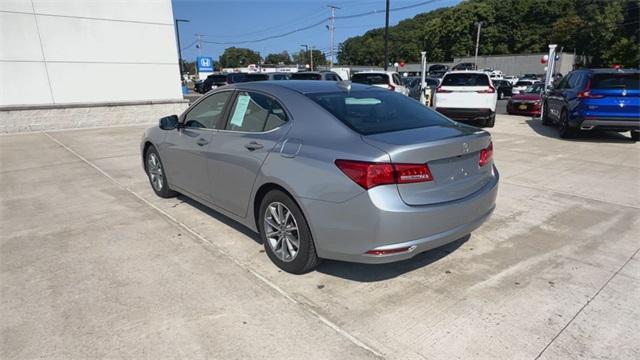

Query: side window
left=568, top=73, right=581, bottom=89
left=393, top=74, right=402, bottom=85
left=557, top=74, right=571, bottom=89
left=226, top=91, right=288, bottom=132
left=184, top=91, right=232, bottom=129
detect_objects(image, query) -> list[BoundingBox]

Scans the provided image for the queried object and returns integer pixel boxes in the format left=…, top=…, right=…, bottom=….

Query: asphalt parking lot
left=1, top=115, right=639, bottom=359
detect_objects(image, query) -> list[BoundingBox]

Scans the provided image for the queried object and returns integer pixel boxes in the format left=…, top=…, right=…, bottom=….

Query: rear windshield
left=291, top=73, right=322, bottom=80
left=272, top=74, right=290, bottom=80
left=592, top=73, right=640, bottom=90
left=227, top=74, right=246, bottom=83
left=351, top=73, right=389, bottom=85
left=515, top=81, right=532, bottom=87
left=441, top=73, right=489, bottom=86
left=306, top=90, right=452, bottom=135
left=244, top=74, right=269, bottom=81
left=208, top=75, right=228, bottom=83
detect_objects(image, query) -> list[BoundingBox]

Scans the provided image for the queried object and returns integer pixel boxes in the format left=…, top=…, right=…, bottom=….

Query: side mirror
left=159, top=115, right=179, bottom=130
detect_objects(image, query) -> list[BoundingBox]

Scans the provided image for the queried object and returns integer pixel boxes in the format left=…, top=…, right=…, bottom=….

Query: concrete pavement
left=1, top=115, right=638, bottom=359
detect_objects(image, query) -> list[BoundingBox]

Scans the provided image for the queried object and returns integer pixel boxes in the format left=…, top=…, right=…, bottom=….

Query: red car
left=507, top=82, right=544, bottom=116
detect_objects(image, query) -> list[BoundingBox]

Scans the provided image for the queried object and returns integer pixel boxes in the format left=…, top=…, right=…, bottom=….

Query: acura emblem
left=462, top=142, right=469, bottom=153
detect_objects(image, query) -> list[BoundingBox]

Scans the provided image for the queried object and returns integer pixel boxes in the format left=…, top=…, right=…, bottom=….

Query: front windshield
left=524, top=84, right=543, bottom=93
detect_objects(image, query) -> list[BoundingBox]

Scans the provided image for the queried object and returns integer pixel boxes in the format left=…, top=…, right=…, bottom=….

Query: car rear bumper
left=507, top=103, right=541, bottom=116
left=300, top=165, right=499, bottom=264
left=435, top=107, right=494, bottom=121
left=577, top=117, right=640, bottom=131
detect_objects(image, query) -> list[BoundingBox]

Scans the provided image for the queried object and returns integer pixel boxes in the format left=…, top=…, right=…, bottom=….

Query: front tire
left=259, top=190, right=319, bottom=274
left=145, top=145, right=177, bottom=198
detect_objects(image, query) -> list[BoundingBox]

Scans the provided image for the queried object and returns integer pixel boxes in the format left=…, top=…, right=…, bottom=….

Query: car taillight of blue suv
left=542, top=69, right=640, bottom=141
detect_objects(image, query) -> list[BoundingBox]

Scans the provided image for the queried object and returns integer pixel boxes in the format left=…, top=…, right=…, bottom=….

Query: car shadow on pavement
left=525, top=118, right=636, bottom=143
left=316, top=235, right=469, bottom=282
left=176, top=194, right=262, bottom=244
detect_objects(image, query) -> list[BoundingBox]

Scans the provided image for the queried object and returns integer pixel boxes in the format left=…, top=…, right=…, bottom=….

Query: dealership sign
left=197, top=57, right=214, bottom=72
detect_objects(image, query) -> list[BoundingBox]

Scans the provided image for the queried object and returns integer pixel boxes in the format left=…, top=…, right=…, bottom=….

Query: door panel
left=207, top=91, right=290, bottom=217
left=162, top=129, right=214, bottom=199
left=162, top=90, right=233, bottom=200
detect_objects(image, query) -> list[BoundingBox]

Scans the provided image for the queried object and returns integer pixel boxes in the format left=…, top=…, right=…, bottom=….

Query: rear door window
left=291, top=73, right=322, bottom=80
left=306, top=90, right=451, bottom=135
left=442, top=73, right=489, bottom=86
left=351, top=73, right=389, bottom=85
left=592, top=73, right=640, bottom=90
left=225, top=92, right=288, bottom=132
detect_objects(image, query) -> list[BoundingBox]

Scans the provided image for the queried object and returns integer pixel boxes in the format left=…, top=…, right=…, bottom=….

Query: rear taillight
left=477, top=86, right=496, bottom=93
left=335, top=160, right=433, bottom=190
left=388, top=84, right=396, bottom=91
left=479, top=141, right=493, bottom=167
left=577, top=79, right=604, bottom=99
left=436, top=86, right=452, bottom=93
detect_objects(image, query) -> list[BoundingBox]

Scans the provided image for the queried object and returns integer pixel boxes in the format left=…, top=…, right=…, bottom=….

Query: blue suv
left=542, top=69, right=640, bottom=141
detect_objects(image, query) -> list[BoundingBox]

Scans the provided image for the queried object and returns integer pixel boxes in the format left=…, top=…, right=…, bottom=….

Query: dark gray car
left=141, top=81, right=498, bottom=273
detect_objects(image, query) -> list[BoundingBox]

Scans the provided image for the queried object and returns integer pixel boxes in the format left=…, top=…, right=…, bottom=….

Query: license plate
left=518, top=104, right=527, bottom=110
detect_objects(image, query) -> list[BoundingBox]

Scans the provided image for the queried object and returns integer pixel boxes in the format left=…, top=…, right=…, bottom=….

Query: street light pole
left=474, top=21, right=483, bottom=70
left=300, top=44, right=309, bottom=70
left=383, top=0, right=390, bottom=70
left=174, top=18, right=190, bottom=81
left=328, top=5, right=340, bottom=68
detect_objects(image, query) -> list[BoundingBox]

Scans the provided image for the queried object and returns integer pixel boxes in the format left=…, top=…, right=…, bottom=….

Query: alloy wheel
left=264, top=202, right=300, bottom=262
left=147, top=153, right=164, bottom=192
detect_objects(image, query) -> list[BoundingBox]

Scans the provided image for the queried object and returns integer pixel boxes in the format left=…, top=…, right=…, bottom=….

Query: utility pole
left=383, top=0, right=390, bottom=71
left=174, top=19, right=190, bottom=81
left=195, top=33, right=205, bottom=57
left=311, top=45, right=314, bottom=71
left=474, top=21, right=483, bottom=70
left=328, top=5, right=340, bottom=68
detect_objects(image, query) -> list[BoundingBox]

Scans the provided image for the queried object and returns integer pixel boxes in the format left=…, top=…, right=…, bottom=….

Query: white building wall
left=0, top=0, right=183, bottom=106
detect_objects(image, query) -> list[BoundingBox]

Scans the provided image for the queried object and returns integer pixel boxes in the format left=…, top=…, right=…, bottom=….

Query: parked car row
left=195, top=71, right=344, bottom=93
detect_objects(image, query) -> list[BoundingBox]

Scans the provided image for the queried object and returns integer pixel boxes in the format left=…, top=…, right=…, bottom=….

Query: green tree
left=337, top=0, right=639, bottom=68
left=264, top=51, right=292, bottom=65
left=218, top=47, right=261, bottom=68
left=292, top=49, right=328, bottom=67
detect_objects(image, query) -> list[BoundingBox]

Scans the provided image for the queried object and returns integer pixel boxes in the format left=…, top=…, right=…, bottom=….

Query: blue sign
left=197, top=56, right=214, bottom=72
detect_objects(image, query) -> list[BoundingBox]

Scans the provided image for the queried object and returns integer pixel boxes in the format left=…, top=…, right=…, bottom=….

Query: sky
left=172, top=0, right=461, bottom=63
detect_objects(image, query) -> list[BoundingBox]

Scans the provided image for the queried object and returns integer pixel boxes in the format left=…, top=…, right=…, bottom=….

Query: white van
left=433, top=71, right=497, bottom=127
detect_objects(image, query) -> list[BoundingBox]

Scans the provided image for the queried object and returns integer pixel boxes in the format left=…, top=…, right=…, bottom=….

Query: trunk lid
left=362, top=125, right=494, bottom=205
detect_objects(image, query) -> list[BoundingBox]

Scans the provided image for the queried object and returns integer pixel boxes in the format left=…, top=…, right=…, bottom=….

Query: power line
left=198, top=0, right=445, bottom=46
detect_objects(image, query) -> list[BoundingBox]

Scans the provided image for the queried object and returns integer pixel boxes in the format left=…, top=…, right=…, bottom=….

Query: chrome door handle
left=197, top=138, right=209, bottom=146
left=244, top=141, right=264, bottom=151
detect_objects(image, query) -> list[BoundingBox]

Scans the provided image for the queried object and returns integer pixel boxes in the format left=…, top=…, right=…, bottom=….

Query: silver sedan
left=141, top=81, right=499, bottom=274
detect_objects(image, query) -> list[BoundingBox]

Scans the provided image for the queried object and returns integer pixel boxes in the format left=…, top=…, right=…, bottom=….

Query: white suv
left=351, top=71, right=410, bottom=96
left=433, top=71, right=497, bottom=127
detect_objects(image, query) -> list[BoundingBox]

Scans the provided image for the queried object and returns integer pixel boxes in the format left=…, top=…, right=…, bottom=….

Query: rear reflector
left=388, top=84, right=396, bottom=91
left=477, top=86, right=496, bottom=93
left=335, top=160, right=433, bottom=190
left=366, top=245, right=417, bottom=256
left=479, top=141, right=493, bottom=167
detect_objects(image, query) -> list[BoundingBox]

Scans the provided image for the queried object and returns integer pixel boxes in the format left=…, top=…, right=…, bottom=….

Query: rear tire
left=558, top=111, right=575, bottom=139
left=259, top=190, right=319, bottom=274
left=145, top=145, right=178, bottom=198
left=631, top=131, right=640, bottom=142
left=542, top=102, right=552, bottom=126
left=484, top=113, right=495, bottom=128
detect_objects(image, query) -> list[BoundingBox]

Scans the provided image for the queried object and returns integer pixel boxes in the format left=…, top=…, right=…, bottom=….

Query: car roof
left=576, top=68, right=640, bottom=74
left=353, top=70, right=395, bottom=75
left=229, top=80, right=375, bottom=94
left=445, top=71, right=488, bottom=75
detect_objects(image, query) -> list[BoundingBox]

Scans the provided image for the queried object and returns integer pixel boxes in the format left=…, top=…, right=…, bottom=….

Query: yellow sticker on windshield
left=230, top=94, right=251, bottom=127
